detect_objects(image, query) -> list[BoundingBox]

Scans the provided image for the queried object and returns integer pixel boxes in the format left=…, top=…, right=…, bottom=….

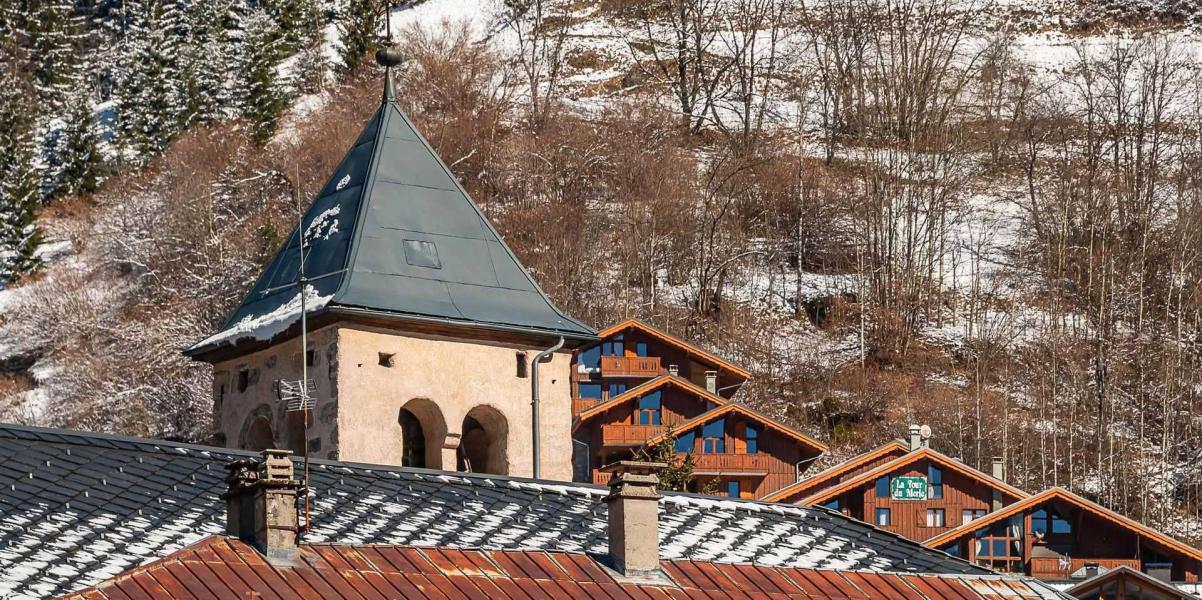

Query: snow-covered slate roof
left=186, top=74, right=594, bottom=357
left=0, top=423, right=989, bottom=599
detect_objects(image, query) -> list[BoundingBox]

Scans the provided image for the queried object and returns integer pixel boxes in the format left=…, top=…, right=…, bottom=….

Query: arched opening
left=398, top=398, right=447, bottom=469
left=242, top=416, right=275, bottom=451
left=398, top=408, right=426, bottom=468
left=458, top=405, right=508, bottom=475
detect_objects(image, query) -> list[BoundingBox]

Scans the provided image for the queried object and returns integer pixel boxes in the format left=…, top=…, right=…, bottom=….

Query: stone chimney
left=223, top=449, right=301, bottom=560
left=704, top=371, right=718, bottom=394
left=990, top=456, right=1005, bottom=511
left=908, top=424, right=922, bottom=451
left=603, top=461, right=666, bottom=578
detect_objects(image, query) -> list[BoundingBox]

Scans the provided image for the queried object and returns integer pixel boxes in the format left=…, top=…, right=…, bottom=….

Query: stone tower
left=185, top=65, right=596, bottom=481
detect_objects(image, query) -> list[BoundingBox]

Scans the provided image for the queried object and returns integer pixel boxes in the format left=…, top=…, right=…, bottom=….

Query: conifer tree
left=25, top=0, right=81, bottom=111
left=291, top=0, right=329, bottom=93
left=180, top=0, right=234, bottom=125
left=115, top=0, right=184, bottom=160
left=0, top=72, right=44, bottom=283
left=53, top=88, right=102, bottom=197
left=237, top=6, right=288, bottom=145
left=338, top=0, right=381, bottom=73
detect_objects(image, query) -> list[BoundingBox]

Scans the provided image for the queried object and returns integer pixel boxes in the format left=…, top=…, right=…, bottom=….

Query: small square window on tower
left=378, top=352, right=396, bottom=367
left=516, top=351, right=528, bottom=378
left=306, top=350, right=316, bottom=367
left=237, top=368, right=250, bottom=393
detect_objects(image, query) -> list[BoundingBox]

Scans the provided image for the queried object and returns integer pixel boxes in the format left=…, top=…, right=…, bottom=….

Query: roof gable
left=595, top=320, right=751, bottom=380
left=644, top=402, right=828, bottom=453
left=187, top=77, right=594, bottom=357
left=574, top=375, right=728, bottom=426
left=801, top=447, right=1029, bottom=505
left=0, top=422, right=987, bottom=598
left=763, top=440, right=910, bottom=503
left=63, top=537, right=1072, bottom=600
left=1065, top=566, right=1196, bottom=600
left=923, top=487, right=1202, bottom=565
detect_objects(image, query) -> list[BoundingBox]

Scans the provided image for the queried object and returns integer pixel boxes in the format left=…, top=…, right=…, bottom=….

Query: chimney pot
left=990, top=456, right=1005, bottom=511
left=602, top=460, right=666, bottom=578
left=908, top=424, right=921, bottom=451
left=704, top=371, right=718, bottom=394
left=668, top=364, right=679, bottom=376
left=223, top=449, right=301, bottom=560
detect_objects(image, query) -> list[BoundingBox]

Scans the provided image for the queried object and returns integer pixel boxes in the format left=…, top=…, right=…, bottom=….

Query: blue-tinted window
left=602, top=334, right=624, bottom=356
left=745, top=425, right=758, bottom=453
left=636, top=342, right=648, bottom=357
left=942, top=542, right=960, bottom=557
left=992, top=540, right=1007, bottom=557
left=702, top=418, right=724, bottom=438
left=610, top=383, right=627, bottom=396
left=928, top=465, right=944, bottom=499
left=579, top=346, right=601, bottom=369
left=637, top=391, right=661, bottom=425
left=822, top=499, right=840, bottom=510
left=875, top=476, right=890, bottom=497
left=1052, top=514, right=1072, bottom=534
left=703, top=438, right=724, bottom=453
left=875, top=508, right=891, bottom=526
left=578, top=383, right=602, bottom=399
left=675, top=431, right=696, bottom=453
left=727, top=480, right=740, bottom=498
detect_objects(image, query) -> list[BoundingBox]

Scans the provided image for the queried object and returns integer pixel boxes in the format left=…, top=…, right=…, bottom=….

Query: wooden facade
left=1066, top=566, right=1197, bottom=600
left=571, top=321, right=827, bottom=498
left=799, top=447, right=1028, bottom=543
left=926, top=488, right=1202, bottom=585
left=764, top=440, right=909, bottom=503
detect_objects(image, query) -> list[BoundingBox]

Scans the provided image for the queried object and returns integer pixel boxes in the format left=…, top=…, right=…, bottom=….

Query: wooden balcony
left=689, top=452, right=771, bottom=475
left=592, top=471, right=612, bottom=486
left=600, top=355, right=662, bottom=378
left=573, top=398, right=600, bottom=414
left=601, top=424, right=666, bottom=446
left=1027, top=556, right=1141, bottom=579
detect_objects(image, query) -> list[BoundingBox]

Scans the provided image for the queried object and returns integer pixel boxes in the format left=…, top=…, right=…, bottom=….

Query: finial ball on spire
left=376, top=42, right=403, bottom=68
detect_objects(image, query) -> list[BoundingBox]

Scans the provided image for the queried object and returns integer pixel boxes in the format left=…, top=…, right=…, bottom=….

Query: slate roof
left=62, top=537, right=1072, bottom=600
left=186, top=75, right=594, bottom=358
left=0, top=423, right=991, bottom=599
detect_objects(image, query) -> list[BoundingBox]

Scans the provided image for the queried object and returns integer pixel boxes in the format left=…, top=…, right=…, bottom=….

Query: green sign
left=891, top=476, right=928, bottom=501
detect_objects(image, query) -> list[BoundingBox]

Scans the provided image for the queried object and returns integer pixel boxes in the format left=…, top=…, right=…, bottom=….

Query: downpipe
left=531, top=336, right=565, bottom=479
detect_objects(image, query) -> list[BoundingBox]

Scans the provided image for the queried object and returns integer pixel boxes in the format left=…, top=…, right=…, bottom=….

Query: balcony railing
left=573, top=398, right=600, bottom=414
left=688, top=452, right=771, bottom=475
left=592, top=471, right=612, bottom=486
left=1027, top=557, right=1141, bottom=579
left=600, top=355, right=663, bottom=378
left=601, top=424, right=666, bottom=446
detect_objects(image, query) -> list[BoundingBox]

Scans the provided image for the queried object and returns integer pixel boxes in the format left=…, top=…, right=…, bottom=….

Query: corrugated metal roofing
left=61, top=537, right=1071, bottom=599
left=0, top=423, right=990, bottom=599
left=187, top=75, right=594, bottom=356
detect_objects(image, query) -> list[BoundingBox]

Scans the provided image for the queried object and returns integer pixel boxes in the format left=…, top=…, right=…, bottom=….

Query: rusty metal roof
left=61, top=537, right=1070, bottom=599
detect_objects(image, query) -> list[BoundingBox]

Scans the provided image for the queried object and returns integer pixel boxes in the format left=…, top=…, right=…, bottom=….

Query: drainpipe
left=532, top=336, right=565, bottom=479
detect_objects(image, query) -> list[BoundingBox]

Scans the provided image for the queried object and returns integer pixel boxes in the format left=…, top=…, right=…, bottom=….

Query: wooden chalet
left=1066, top=566, right=1198, bottom=600
left=572, top=320, right=751, bottom=413
left=797, top=446, right=1029, bottom=542
left=570, top=320, right=827, bottom=498
left=924, top=488, right=1202, bottom=585
left=764, top=439, right=910, bottom=503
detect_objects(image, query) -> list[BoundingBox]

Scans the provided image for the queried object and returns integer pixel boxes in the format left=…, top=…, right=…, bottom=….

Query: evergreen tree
left=337, top=0, right=380, bottom=73
left=115, top=0, right=185, bottom=160
left=52, top=88, right=102, bottom=196
left=237, top=6, right=288, bottom=145
left=0, top=72, right=44, bottom=283
left=180, top=0, right=234, bottom=125
left=293, top=0, right=329, bottom=94
left=25, top=0, right=82, bottom=111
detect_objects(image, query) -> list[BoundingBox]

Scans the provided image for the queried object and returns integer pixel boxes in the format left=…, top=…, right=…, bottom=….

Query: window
left=306, top=350, right=316, bottom=367
left=745, top=425, right=758, bottom=454
left=636, top=342, right=648, bottom=357
left=378, top=352, right=396, bottom=367
left=1031, top=508, right=1072, bottom=535
left=515, top=352, right=527, bottom=378
left=402, top=239, right=441, bottom=268
left=941, top=542, right=960, bottom=557
left=609, top=383, right=627, bottom=397
left=578, top=383, right=602, bottom=399
left=822, top=499, right=840, bottom=511
left=237, top=368, right=250, bottom=393
left=675, top=431, right=696, bottom=453
left=875, top=476, right=891, bottom=498
left=637, top=391, right=661, bottom=426
left=926, top=508, right=946, bottom=527
left=601, top=335, right=624, bottom=356
left=928, top=465, right=944, bottom=499
left=962, top=509, right=986, bottom=526
left=727, top=480, right=740, bottom=498
left=579, top=346, right=601, bottom=370
left=701, top=418, right=724, bottom=453
left=875, top=508, right=891, bottom=526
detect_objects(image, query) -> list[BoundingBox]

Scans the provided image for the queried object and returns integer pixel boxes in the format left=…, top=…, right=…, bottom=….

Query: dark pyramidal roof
left=0, top=423, right=990, bottom=599
left=188, top=76, right=594, bottom=356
